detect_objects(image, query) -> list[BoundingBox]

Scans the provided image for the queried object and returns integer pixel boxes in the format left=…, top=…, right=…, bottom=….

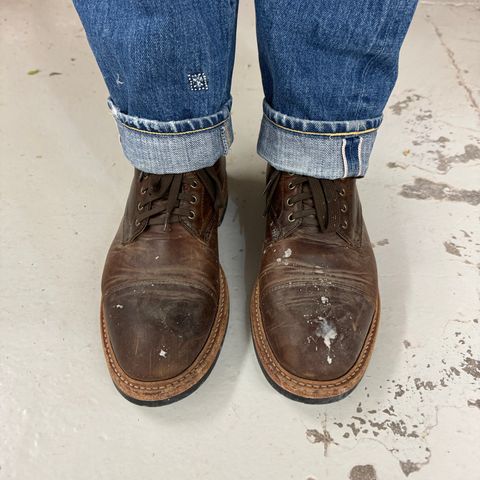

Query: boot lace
left=264, top=170, right=345, bottom=232
left=135, top=166, right=225, bottom=229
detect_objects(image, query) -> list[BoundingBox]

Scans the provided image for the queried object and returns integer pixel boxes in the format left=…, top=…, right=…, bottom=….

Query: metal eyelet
left=137, top=202, right=144, bottom=211
left=190, top=195, right=198, bottom=205
left=143, top=174, right=149, bottom=180
left=342, top=220, right=348, bottom=229
left=288, top=182, right=295, bottom=190
left=190, top=180, right=198, bottom=188
left=339, top=188, right=346, bottom=197
left=287, top=172, right=295, bottom=176
left=341, top=204, right=348, bottom=213
left=140, top=187, right=147, bottom=195
left=286, top=197, right=294, bottom=207
left=288, top=213, right=295, bottom=223
left=188, top=210, right=196, bottom=219
left=134, top=219, right=141, bottom=227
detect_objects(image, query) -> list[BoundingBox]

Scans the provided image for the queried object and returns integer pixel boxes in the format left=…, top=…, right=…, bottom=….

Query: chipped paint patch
left=443, top=231, right=478, bottom=264
left=399, top=460, right=422, bottom=477
left=443, top=241, right=462, bottom=256
left=389, top=94, right=423, bottom=115
left=305, top=416, right=337, bottom=456
left=461, top=357, right=480, bottom=379
left=399, top=178, right=480, bottom=206
left=305, top=319, right=478, bottom=476
left=434, top=143, right=480, bottom=173
left=387, top=161, right=408, bottom=169
left=349, top=465, right=377, bottom=480
left=467, top=399, right=480, bottom=409
left=386, top=88, right=479, bottom=175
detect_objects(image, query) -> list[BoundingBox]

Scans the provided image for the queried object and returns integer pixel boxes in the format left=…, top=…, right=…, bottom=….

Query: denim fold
left=257, top=100, right=383, bottom=179
left=108, top=98, right=234, bottom=174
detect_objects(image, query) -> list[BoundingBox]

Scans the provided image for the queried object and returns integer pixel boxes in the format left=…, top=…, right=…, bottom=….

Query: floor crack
left=425, top=14, right=480, bottom=120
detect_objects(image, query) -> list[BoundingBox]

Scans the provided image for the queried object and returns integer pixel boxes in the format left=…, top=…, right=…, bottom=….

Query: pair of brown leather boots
left=100, top=157, right=380, bottom=405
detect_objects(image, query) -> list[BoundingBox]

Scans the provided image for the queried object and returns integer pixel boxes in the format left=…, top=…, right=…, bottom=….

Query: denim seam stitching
left=341, top=138, right=348, bottom=178
left=358, top=137, right=364, bottom=176
left=117, top=117, right=230, bottom=136
left=263, top=114, right=379, bottom=137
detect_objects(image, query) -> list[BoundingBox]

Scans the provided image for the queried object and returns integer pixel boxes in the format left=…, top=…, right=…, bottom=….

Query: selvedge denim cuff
left=257, top=100, right=383, bottom=179
left=108, top=98, right=234, bottom=174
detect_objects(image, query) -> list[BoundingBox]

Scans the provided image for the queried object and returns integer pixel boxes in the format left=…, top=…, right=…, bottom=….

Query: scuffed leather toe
left=103, top=282, right=217, bottom=382
left=260, top=283, right=376, bottom=381
left=252, top=168, right=380, bottom=402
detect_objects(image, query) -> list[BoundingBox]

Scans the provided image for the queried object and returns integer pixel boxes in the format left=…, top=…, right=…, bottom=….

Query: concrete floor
left=1, top=1, right=479, bottom=479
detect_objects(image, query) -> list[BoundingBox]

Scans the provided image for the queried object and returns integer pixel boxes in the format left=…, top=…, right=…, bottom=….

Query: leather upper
left=101, top=158, right=227, bottom=382
left=258, top=167, right=378, bottom=381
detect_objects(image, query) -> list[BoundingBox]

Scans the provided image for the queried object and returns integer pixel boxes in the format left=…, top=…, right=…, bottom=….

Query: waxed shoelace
left=136, top=166, right=225, bottom=228
left=264, top=170, right=341, bottom=232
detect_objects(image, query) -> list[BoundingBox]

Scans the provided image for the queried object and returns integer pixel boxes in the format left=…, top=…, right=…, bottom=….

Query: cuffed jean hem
left=107, top=98, right=234, bottom=174
left=257, top=100, right=383, bottom=180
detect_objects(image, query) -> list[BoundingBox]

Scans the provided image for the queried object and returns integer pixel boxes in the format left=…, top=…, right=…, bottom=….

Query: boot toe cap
left=260, top=282, right=376, bottom=381
left=102, top=282, right=217, bottom=382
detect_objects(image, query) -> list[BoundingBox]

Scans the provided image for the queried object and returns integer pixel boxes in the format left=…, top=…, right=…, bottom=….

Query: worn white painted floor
left=1, top=1, right=479, bottom=479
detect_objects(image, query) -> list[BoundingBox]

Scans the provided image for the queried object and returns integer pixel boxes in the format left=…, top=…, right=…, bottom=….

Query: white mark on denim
left=284, top=248, right=292, bottom=258
left=115, top=304, right=124, bottom=309
left=188, top=73, right=208, bottom=91
left=115, top=74, right=124, bottom=85
left=321, top=296, right=329, bottom=304
left=159, top=348, right=167, bottom=358
left=341, top=138, right=348, bottom=178
left=358, top=136, right=364, bottom=176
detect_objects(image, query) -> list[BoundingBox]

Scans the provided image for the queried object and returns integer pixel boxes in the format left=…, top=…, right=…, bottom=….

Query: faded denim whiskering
left=74, top=0, right=417, bottom=178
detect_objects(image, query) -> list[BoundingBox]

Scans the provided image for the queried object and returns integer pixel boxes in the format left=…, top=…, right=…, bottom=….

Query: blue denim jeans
left=73, top=0, right=417, bottom=179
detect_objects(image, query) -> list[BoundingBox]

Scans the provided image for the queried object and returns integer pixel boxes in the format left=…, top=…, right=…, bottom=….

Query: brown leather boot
left=101, top=157, right=229, bottom=405
left=250, top=167, right=380, bottom=403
